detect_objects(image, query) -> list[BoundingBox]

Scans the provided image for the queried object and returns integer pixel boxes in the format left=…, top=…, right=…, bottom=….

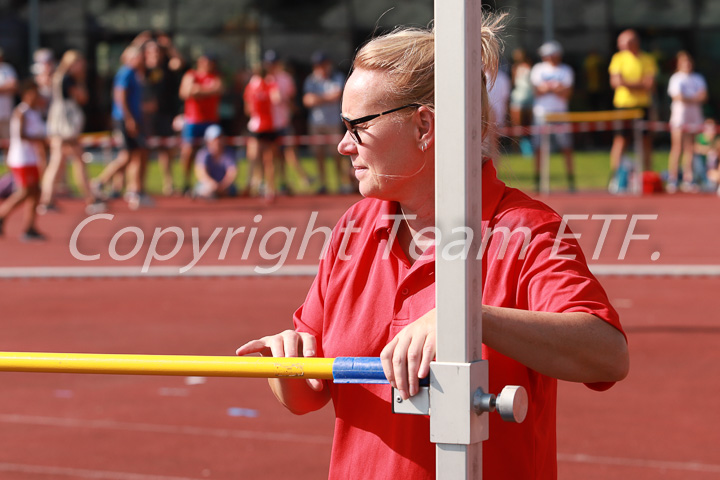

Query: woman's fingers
left=392, top=334, right=413, bottom=399
left=282, top=331, right=301, bottom=358
left=235, top=339, right=271, bottom=357
left=381, top=310, right=438, bottom=399
left=299, top=332, right=317, bottom=358
left=418, top=331, right=436, bottom=380
left=299, top=333, right=324, bottom=391
left=406, top=334, right=426, bottom=397
left=237, top=331, right=323, bottom=391
left=380, top=337, right=399, bottom=389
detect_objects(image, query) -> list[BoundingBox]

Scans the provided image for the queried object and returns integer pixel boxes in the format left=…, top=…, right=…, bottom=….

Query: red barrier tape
left=499, top=120, right=707, bottom=136
left=0, top=122, right=708, bottom=151
left=0, top=134, right=345, bottom=150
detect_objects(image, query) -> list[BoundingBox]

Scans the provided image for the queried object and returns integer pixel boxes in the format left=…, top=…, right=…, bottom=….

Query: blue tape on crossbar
left=332, top=357, right=430, bottom=385
left=332, top=357, right=387, bottom=384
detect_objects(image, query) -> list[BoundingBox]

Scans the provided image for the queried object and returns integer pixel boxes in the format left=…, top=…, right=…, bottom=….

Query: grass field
left=1, top=148, right=674, bottom=196
left=496, top=149, right=671, bottom=193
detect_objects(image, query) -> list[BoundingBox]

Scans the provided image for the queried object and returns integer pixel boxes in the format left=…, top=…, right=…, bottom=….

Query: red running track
left=0, top=191, right=718, bottom=479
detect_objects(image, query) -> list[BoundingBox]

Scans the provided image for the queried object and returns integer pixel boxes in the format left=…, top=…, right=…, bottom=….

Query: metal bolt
left=395, top=396, right=403, bottom=403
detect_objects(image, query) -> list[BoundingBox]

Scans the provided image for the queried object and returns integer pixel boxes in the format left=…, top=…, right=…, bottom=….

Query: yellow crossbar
left=0, top=352, right=335, bottom=379
left=544, top=109, right=644, bottom=123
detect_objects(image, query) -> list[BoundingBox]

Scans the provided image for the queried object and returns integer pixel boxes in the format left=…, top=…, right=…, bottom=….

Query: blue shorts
left=182, top=122, right=214, bottom=143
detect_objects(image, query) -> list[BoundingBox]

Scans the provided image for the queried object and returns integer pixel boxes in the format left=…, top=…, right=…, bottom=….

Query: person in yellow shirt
left=608, top=29, right=658, bottom=190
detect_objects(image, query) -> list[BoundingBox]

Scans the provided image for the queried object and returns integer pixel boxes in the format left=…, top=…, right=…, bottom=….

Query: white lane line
left=0, top=413, right=331, bottom=445
left=2, top=264, right=720, bottom=278
left=0, top=265, right=319, bottom=278
left=589, top=264, right=720, bottom=277
left=0, top=463, right=204, bottom=480
left=558, top=453, right=720, bottom=473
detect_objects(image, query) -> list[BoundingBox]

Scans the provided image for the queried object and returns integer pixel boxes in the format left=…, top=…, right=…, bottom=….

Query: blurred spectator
left=583, top=49, right=607, bottom=111
left=41, top=50, right=105, bottom=215
left=608, top=29, right=657, bottom=189
left=0, top=80, right=45, bottom=241
left=486, top=66, right=511, bottom=161
left=509, top=48, right=534, bottom=156
left=666, top=51, right=707, bottom=193
left=31, top=48, right=55, bottom=119
left=178, top=52, right=223, bottom=195
left=694, top=118, right=718, bottom=190
left=0, top=47, right=18, bottom=142
left=488, top=66, right=511, bottom=129
left=303, top=51, right=354, bottom=194
left=243, top=64, right=279, bottom=201
left=530, top=40, right=576, bottom=192
left=193, top=124, right=237, bottom=199
left=143, top=36, right=184, bottom=196
left=265, top=50, right=311, bottom=192
left=30, top=48, right=55, bottom=176
left=92, top=45, right=148, bottom=210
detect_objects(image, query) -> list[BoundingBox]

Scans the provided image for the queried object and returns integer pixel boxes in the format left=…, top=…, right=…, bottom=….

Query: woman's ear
left=415, top=105, right=435, bottom=148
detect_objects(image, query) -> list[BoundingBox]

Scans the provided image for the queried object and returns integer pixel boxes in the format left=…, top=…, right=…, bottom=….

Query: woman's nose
left=338, top=130, right=357, bottom=156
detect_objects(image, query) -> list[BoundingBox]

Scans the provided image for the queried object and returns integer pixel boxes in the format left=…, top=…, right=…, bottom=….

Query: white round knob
left=495, top=385, right=528, bottom=423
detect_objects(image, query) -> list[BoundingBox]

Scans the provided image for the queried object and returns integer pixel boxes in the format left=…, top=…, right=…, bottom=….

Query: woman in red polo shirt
left=237, top=13, right=629, bottom=480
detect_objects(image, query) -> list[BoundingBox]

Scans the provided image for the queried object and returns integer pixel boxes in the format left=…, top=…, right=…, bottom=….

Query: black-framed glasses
left=341, top=103, right=421, bottom=144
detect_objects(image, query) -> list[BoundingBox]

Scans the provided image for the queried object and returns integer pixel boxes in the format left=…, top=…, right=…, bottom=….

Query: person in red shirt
left=243, top=65, right=279, bottom=201
left=237, top=13, right=629, bottom=479
left=178, top=53, right=223, bottom=195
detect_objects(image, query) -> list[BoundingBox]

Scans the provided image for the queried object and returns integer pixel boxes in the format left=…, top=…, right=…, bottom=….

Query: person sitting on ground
left=193, top=124, right=237, bottom=199
left=236, top=13, right=628, bottom=479
left=0, top=80, right=46, bottom=241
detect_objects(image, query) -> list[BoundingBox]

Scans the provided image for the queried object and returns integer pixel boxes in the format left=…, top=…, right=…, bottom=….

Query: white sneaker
left=608, top=177, right=619, bottom=195
left=679, top=181, right=699, bottom=193
left=126, top=192, right=140, bottom=211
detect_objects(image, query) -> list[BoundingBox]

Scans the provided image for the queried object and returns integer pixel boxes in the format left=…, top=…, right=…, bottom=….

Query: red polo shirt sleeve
left=509, top=205, right=625, bottom=392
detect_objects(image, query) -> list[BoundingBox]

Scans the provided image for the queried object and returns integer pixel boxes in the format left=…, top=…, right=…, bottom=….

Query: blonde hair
left=351, top=11, right=507, bottom=159
left=353, top=27, right=435, bottom=111
left=481, top=13, right=508, bottom=159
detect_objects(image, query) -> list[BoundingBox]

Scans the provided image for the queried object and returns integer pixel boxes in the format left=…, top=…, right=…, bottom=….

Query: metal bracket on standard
left=391, top=361, right=528, bottom=444
left=392, top=386, right=430, bottom=416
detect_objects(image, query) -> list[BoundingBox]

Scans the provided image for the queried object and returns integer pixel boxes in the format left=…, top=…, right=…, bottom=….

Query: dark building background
left=2, top=0, right=720, bottom=132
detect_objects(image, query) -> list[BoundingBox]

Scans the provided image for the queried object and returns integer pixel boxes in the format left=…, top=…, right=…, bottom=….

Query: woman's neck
left=395, top=199, right=436, bottom=264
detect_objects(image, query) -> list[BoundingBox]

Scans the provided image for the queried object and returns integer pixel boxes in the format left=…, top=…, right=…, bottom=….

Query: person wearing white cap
left=193, top=124, right=237, bottom=198
left=530, top=40, right=576, bottom=192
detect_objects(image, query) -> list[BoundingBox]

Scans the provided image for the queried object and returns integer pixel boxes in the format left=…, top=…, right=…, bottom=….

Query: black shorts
left=144, top=112, right=175, bottom=138
left=614, top=107, right=650, bottom=140
left=252, top=131, right=279, bottom=142
left=114, top=118, right=146, bottom=151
